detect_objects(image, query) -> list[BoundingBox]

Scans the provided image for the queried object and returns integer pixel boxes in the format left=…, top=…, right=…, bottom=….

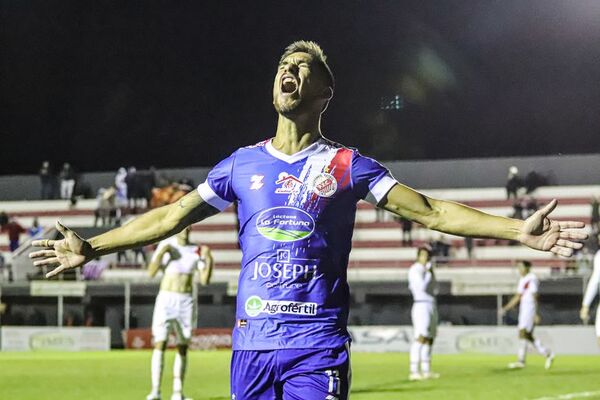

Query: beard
left=273, top=94, right=303, bottom=116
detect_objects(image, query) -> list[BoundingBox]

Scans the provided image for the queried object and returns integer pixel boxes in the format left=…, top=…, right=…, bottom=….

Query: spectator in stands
left=59, top=162, right=76, bottom=200
left=150, top=182, right=190, bottom=208
left=132, top=246, right=148, bottom=265
left=94, top=187, right=118, bottom=227
left=28, top=217, right=43, bottom=238
left=138, top=167, right=159, bottom=207
left=430, top=234, right=450, bottom=263
left=39, top=161, right=55, bottom=200
left=74, top=176, right=93, bottom=199
left=511, top=196, right=538, bottom=221
left=506, top=166, right=522, bottom=199
left=524, top=170, right=547, bottom=194
left=115, top=167, right=128, bottom=206
left=464, top=236, right=474, bottom=260
left=2, top=217, right=26, bottom=251
left=126, top=166, right=140, bottom=213
left=591, top=196, right=600, bottom=234
left=396, top=216, right=413, bottom=246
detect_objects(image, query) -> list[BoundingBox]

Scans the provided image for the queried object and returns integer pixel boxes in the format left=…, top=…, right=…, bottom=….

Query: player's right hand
left=580, top=306, right=590, bottom=323
left=29, top=221, right=94, bottom=278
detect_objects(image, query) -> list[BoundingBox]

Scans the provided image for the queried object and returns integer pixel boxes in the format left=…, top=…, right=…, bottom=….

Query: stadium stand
left=1, top=185, right=595, bottom=347
left=2, top=185, right=597, bottom=284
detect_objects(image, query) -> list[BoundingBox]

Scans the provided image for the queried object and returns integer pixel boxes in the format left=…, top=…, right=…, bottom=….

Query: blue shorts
left=230, top=343, right=351, bottom=400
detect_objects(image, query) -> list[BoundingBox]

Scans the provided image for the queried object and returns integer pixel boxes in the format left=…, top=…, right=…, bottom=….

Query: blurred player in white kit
left=580, top=247, right=600, bottom=346
left=501, top=260, right=554, bottom=369
left=408, top=245, right=440, bottom=381
left=146, top=226, right=213, bottom=400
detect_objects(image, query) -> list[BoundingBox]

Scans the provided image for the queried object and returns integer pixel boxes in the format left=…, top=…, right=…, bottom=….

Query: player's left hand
left=517, top=199, right=587, bottom=257
left=29, top=221, right=94, bottom=278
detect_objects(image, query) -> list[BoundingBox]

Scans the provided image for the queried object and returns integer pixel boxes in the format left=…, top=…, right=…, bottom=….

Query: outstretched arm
left=380, top=183, right=586, bottom=256
left=30, top=190, right=219, bottom=278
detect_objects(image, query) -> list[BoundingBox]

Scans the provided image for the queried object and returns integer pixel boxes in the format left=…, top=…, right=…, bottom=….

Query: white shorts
left=411, top=301, right=438, bottom=339
left=518, top=306, right=535, bottom=332
left=151, top=291, right=195, bottom=344
left=596, top=307, right=600, bottom=337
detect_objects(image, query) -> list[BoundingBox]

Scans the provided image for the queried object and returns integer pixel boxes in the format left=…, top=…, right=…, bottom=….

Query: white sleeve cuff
left=365, top=174, right=398, bottom=205
left=197, top=182, right=232, bottom=211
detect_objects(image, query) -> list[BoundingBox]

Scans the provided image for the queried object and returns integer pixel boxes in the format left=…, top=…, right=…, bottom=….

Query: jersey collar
left=265, top=138, right=325, bottom=164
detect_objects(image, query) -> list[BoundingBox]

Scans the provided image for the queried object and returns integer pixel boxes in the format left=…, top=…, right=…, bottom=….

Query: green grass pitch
left=1, top=351, right=600, bottom=400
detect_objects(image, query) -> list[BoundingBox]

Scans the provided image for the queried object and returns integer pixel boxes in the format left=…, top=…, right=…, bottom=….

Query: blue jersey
left=197, top=138, right=397, bottom=350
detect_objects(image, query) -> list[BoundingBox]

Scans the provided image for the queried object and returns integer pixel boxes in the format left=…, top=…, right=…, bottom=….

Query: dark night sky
left=2, top=0, right=600, bottom=175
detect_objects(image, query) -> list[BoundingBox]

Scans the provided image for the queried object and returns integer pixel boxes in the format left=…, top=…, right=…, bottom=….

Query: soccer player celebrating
left=146, top=226, right=213, bottom=400
left=501, top=260, right=554, bottom=370
left=30, top=41, right=585, bottom=399
left=408, top=245, right=439, bottom=381
left=580, top=247, right=600, bottom=346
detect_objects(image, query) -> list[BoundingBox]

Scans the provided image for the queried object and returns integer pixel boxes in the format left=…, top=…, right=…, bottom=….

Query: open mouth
left=281, top=75, right=298, bottom=94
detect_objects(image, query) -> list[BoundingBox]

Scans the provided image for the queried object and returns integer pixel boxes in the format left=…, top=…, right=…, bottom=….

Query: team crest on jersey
left=311, top=172, right=337, bottom=197
left=275, top=172, right=303, bottom=194
left=249, top=174, right=264, bottom=190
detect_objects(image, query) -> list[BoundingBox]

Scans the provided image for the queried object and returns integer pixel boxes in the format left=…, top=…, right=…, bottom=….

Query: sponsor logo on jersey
left=256, top=206, right=315, bottom=242
left=275, top=172, right=303, bottom=194
left=250, top=252, right=323, bottom=288
left=249, top=174, right=264, bottom=190
left=245, top=296, right=263, bottom=317
left=312, top=172, right=337, bottom=197
left=251, top=260, right=320, bottom=284
left=244, top=295, right=317, bottom=317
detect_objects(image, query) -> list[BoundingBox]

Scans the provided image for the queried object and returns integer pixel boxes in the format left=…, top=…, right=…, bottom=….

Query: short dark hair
left=417, top=245, right=432, bottom=258
left=280, top=40, right=335, bottom=90
left=517, top=260, right=532, bottom=269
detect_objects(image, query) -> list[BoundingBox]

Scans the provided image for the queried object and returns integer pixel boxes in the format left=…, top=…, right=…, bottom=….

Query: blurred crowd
left=0, top=164, right=196, bottom=282
left=93, top=166, right=194, bottom=228
left=0, top=161, right=593, bottom=279
left=39, top=161, right=93, bottom=202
